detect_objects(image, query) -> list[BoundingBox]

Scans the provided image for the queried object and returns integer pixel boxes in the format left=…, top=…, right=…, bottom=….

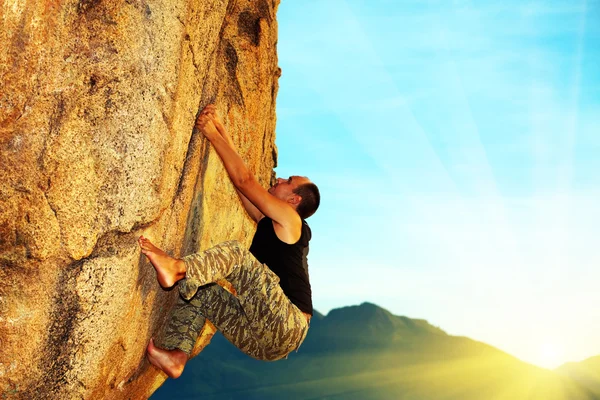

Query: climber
left=138, top=104, right=320, bottom=378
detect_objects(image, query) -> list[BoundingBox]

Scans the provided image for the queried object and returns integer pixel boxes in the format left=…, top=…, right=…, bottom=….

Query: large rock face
left=0, top=0, right=280, bottom=398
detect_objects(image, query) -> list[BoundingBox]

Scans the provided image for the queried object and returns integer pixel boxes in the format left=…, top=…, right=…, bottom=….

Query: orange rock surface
left=0, top=0, right=280, bottom=398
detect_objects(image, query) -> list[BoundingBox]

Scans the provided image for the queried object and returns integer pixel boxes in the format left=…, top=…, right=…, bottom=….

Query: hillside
left=557, top=356, right=600, bottom=395
left=152, top=303, right=600, bottom=399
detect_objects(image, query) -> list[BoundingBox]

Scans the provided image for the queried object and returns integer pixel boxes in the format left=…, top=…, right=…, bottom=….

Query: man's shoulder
left=301, top=220, right=312, bottom=244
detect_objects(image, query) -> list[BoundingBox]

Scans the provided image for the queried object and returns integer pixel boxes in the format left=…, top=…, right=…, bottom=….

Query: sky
left=273, top=0, right=600, bottom=370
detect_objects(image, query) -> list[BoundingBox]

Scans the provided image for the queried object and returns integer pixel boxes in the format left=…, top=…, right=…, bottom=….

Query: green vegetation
left=152, top=303, right=600, bottom=400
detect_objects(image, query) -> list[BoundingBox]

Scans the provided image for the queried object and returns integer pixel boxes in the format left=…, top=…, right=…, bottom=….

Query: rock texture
left=0, top=0, right=281, bottom=398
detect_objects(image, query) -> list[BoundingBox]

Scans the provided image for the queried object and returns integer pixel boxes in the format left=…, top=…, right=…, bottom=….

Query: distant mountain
left=302, top=302, right=447, bottom=351
left=556, top=356, right=600, bottom=394
left=151, top=303, right=600, bottom=400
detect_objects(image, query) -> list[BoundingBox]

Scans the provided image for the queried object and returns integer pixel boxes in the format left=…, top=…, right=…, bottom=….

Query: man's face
left=268, top=175, right=309, bottom=202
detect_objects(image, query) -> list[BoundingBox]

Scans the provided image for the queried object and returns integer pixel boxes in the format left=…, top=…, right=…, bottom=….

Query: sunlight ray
left=529, top=0, right=587, bottom=284
left=279, top=0, right=546, bottom=332
left=333, top=0, right=532, bottom=291
left=278, top=0, right=489, bottom=271
left=280, top=0, right=459, bottom=193
left=276, top=0, right=600, bottom=372
left=439, top=57, right=528, bottom=279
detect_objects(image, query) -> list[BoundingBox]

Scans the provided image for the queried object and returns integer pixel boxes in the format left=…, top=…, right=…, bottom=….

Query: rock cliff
left=0, top=0, right=280, bottom=398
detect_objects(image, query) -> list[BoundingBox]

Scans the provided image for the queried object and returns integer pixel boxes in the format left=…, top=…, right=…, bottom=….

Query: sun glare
left=532, top=341, right=566, bottom=370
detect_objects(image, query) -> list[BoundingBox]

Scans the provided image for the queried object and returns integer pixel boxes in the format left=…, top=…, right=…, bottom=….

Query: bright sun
left=533, top=340, right=566, bottom=369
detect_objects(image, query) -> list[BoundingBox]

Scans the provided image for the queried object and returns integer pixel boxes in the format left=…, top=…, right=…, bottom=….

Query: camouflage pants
left=160, top=240, right=309, bottom=361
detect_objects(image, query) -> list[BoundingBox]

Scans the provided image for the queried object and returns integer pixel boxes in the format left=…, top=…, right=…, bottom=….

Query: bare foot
left=147, top=338, right=188, bottom=379
left=138, top=236, right=186, bottom=288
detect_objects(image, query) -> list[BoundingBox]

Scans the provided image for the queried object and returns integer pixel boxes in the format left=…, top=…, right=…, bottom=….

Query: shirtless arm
left=195, top=106, right=301, bottom=242
left=200, top=106, right=265, bottom=222
left=234, top=188, right=264, bottom=223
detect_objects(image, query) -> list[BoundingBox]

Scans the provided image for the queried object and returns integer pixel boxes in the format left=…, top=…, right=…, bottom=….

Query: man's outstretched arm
left=199, top=105, right=264, bottom=222
left=234, top=187, right=264, bottom=223
left=195, top=106, right=301, bottom=242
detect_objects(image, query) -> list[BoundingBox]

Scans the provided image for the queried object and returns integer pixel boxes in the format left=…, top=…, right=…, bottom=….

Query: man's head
left=269, top=176, right=320, bottom=219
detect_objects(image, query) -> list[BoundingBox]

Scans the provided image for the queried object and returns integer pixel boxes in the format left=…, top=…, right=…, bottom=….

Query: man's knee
left=220, top=240, right=242, bottom=250
left=216, top=240, right=249, bottom=260
left=247, top=348, right=288, bottom=362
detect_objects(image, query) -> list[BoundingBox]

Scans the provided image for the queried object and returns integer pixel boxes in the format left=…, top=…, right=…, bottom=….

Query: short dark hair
left=293, top=182, right=320, bottom=219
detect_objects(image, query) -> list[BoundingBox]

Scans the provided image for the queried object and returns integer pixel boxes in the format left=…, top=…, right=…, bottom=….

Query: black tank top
left=249, top=217, right=313, bottom=315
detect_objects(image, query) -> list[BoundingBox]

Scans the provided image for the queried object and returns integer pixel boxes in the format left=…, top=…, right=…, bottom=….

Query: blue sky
left=273, top=0, right=600, bottom=369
